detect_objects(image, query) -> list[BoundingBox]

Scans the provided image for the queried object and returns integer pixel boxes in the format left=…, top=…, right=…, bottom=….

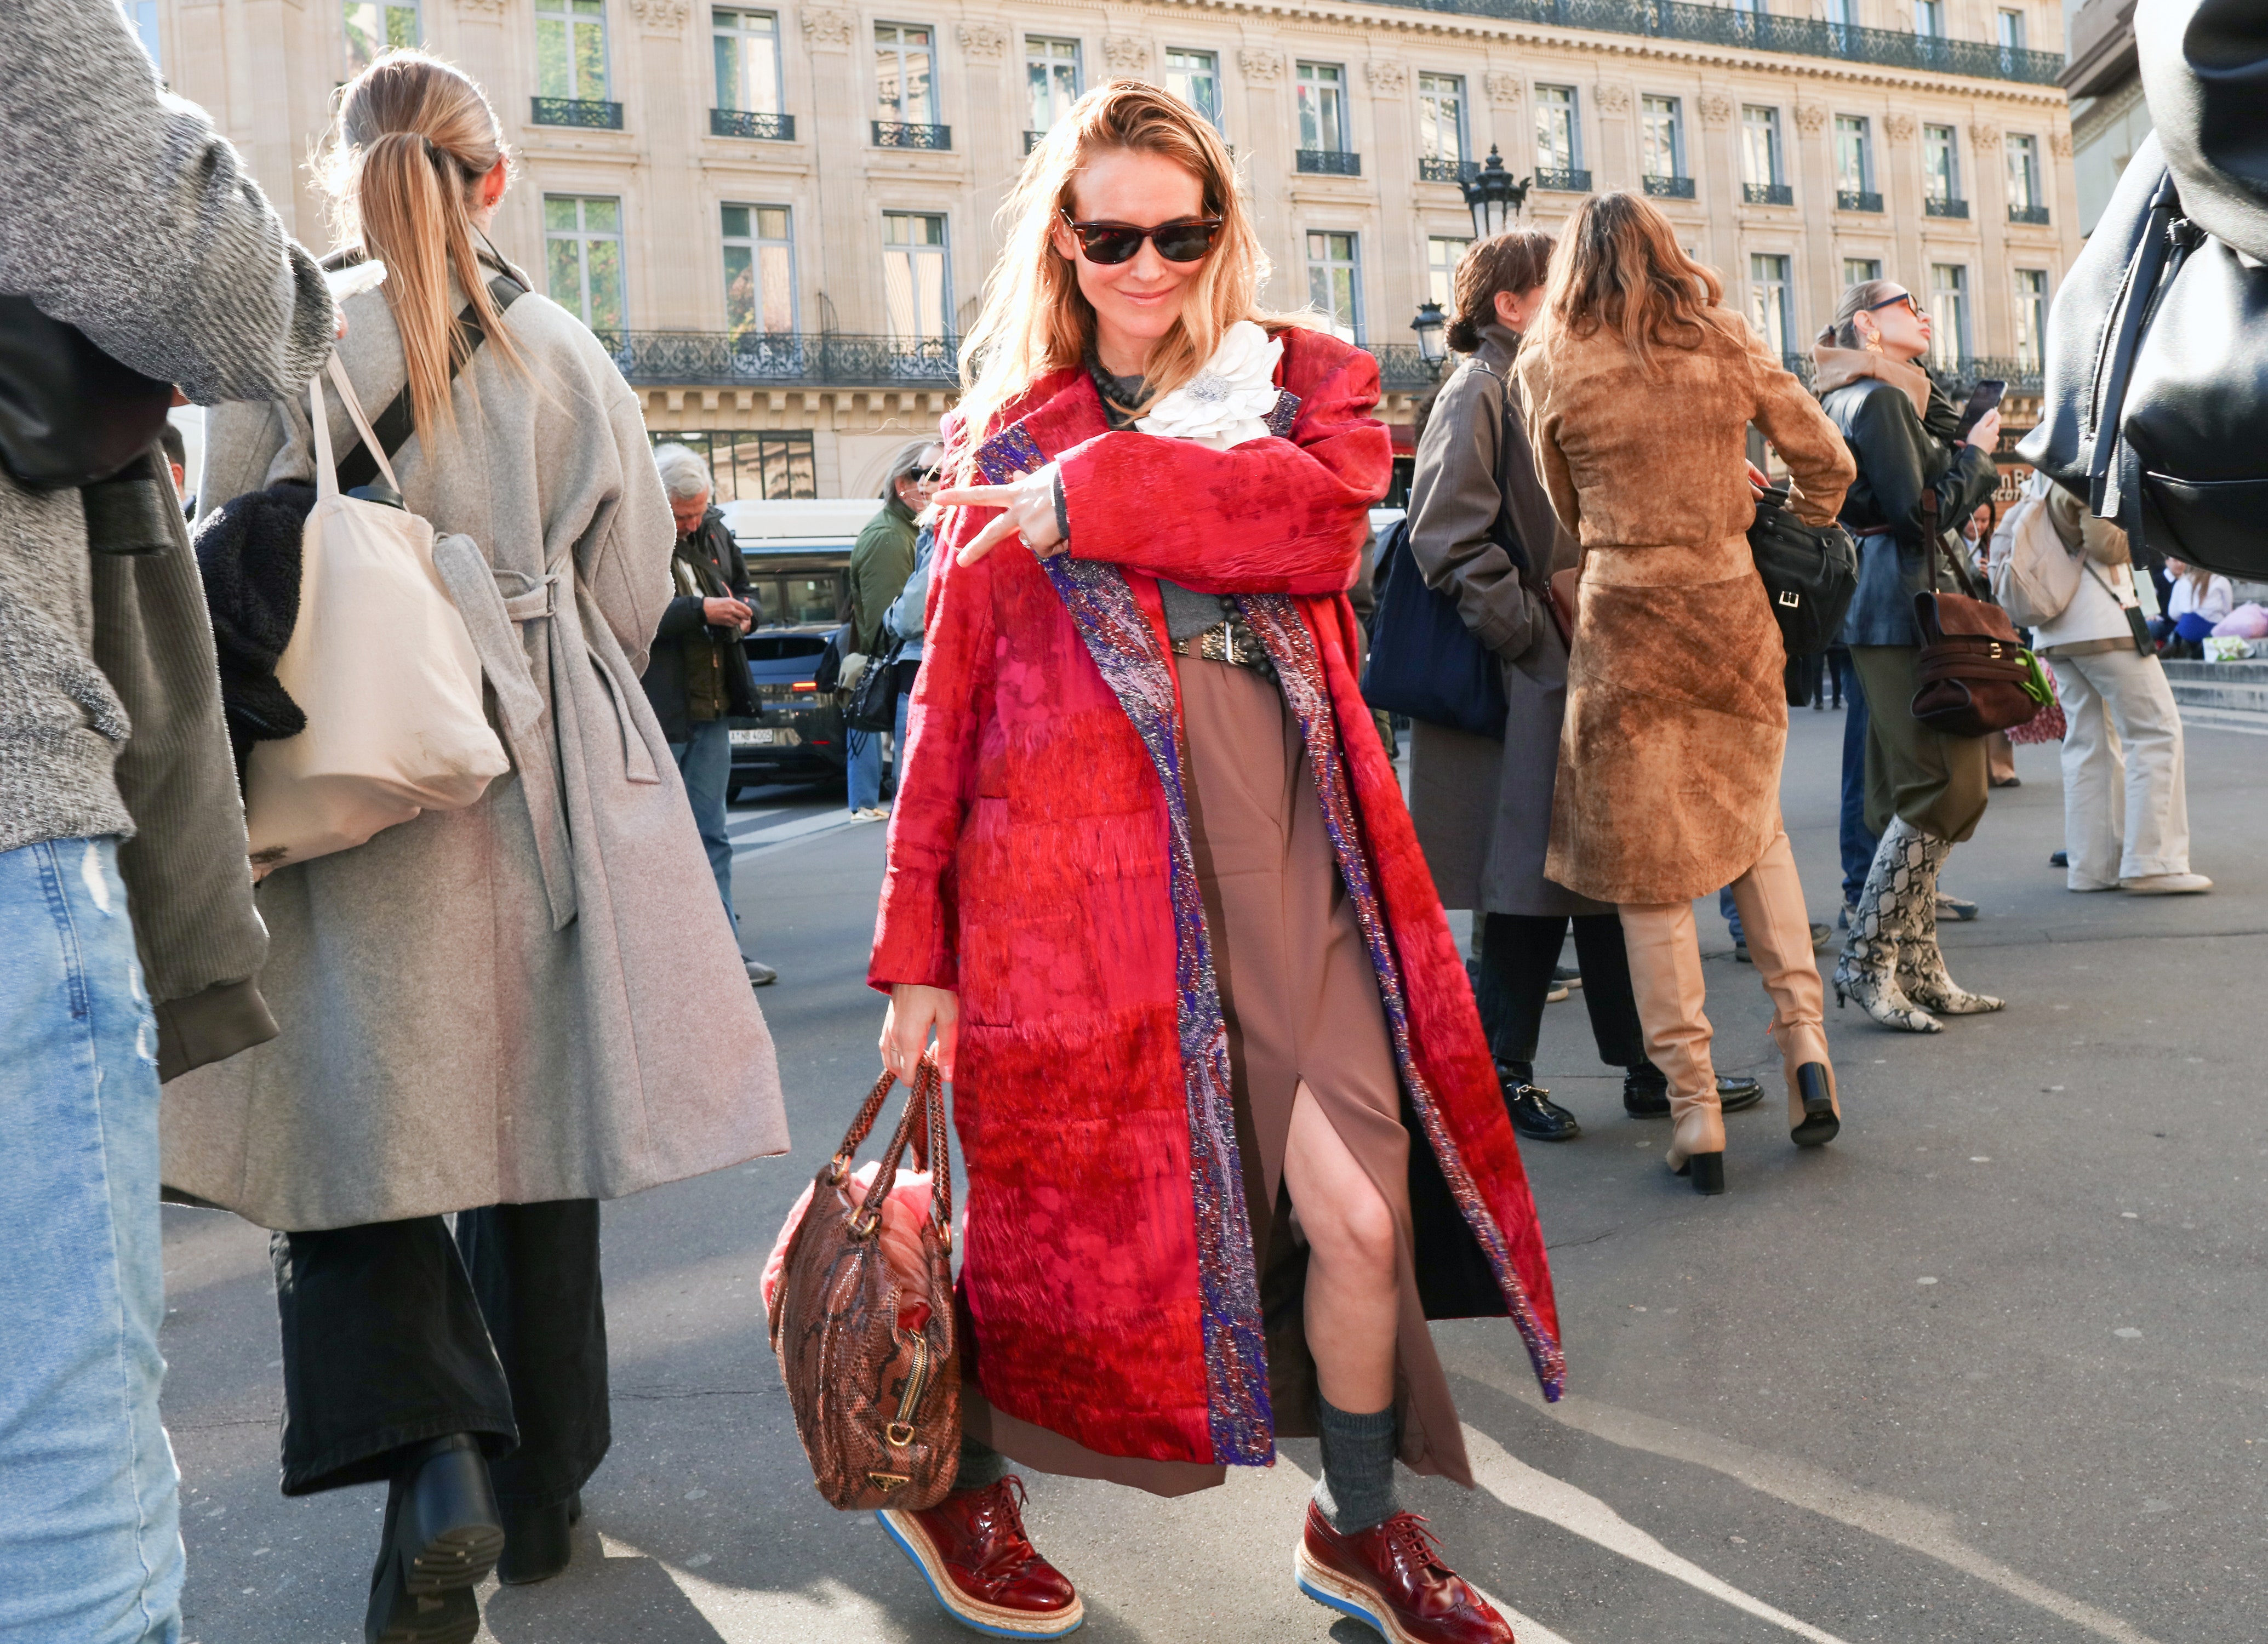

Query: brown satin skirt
left=966, top=656, right=1472, bottom=1495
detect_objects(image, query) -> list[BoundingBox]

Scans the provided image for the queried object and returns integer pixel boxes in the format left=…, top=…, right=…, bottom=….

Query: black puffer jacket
left=1823, top=377, right=2000, bottom=647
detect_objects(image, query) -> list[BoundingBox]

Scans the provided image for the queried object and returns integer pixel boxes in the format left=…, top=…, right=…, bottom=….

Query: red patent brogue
left=878, top=1476, right=1084, bottom=1637
left=1295, top=1503, right=1516, bottom=1644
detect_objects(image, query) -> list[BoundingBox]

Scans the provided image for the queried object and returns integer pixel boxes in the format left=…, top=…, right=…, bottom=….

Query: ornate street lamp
left=1410, top=301, right=1448, bottom=374
left=1460, top=145, right=1530, bottom=241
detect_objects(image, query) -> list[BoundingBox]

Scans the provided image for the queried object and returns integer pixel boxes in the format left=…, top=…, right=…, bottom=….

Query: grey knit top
left=0, top=0, right=333, bottom=855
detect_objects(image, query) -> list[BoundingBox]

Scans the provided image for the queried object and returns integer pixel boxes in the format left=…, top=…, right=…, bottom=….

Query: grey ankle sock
left=953, top=1435, right=1009, bottom=1493
left=1313, top=1398, right=1399, bottom=1533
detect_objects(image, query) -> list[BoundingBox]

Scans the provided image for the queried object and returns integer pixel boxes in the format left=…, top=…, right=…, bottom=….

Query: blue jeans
left=0, top=838, right=180, bottom=1644
left=1718, top=885, right=1745, bottom=946
left=669, top=717, right=735, bottom=934
left=1840, top=666, right=1880, bottom=905
left=847, top=725, right=884, bottom=812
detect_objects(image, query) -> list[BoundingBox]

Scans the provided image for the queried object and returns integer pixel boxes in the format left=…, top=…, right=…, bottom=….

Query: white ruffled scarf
left=1133, top=321, right=1283, bottom=450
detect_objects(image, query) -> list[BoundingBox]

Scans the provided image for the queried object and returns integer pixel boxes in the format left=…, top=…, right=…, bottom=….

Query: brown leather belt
left=1168, top=615, right=1275, bottom=677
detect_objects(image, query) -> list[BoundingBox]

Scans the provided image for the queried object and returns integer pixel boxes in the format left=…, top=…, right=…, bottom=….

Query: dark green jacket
left=849, top=492, right=919, bottom=657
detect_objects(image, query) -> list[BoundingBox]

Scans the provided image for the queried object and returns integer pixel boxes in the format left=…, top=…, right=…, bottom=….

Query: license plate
left=730, top=728, right=775, bottom=746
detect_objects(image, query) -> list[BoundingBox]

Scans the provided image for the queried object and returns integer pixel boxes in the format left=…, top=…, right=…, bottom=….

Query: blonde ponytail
left=319, top=51, right=524, bottom=434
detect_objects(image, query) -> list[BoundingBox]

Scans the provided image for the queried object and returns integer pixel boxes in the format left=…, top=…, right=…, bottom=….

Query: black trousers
left=1473, top=912, right=1648, bottom=1072
left=272, top=1200, right=608, bottom=1505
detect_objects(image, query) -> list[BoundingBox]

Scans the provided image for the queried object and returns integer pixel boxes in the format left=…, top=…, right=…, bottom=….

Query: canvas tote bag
left=244, top=355, right=507, bottom=874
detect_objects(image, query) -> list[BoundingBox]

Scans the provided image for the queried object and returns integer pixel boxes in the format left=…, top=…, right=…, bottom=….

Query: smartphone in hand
left=1953, top=378, right=2006, bottom=441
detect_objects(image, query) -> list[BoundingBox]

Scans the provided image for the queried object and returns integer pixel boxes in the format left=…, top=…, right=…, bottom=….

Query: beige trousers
left=2052, top=647, right=2190, bottom=888
left=1619, top=829, right=1830, bottom=1153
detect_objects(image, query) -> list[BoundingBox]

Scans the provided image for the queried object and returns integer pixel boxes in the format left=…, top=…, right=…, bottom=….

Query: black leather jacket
left=639, top=506, right=757, bottom=739
left=1823, top=376, right=2000, bottom=647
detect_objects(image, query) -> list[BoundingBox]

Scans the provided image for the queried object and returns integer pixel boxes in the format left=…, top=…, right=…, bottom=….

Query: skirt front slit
left=967, top=655, right=1472, bottom=1493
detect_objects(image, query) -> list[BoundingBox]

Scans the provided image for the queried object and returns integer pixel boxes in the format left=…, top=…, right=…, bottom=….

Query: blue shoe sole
left=1298, top=1572, right=1394, bottom=1639
left=875, top=1510, right=1085, bottom=1639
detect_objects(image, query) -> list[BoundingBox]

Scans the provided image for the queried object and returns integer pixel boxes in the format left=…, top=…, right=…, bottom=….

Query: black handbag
left=1360, top=515, right=1509, bottom=740
left=1746, top=482, right=1858, bottom=658
left=847, top=638, right=902, bottom=732
left=2016, top=2, right=2268, bottom=579
left=0, top=295, right=175, bottom=492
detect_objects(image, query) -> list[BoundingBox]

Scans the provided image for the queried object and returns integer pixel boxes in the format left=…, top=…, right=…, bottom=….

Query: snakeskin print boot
left=1896, top=836, right=2006, bottom=1015
left=1832, top=818, right=1943, bottom=1034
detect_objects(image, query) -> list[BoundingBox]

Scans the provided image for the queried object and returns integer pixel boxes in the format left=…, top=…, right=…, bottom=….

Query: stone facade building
left=143, top=0, right=2078, bottom=496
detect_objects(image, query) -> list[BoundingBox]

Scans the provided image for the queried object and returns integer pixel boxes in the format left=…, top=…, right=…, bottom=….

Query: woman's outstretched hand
left=882, top=983, right=959, bottom=1083
left=935, top=464, right=1064, bottom=566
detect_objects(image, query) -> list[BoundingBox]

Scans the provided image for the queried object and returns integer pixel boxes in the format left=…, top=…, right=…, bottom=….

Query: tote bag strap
left=324, top=353, right=401, bottom=496
left=335, top=272, right=526, bottom=494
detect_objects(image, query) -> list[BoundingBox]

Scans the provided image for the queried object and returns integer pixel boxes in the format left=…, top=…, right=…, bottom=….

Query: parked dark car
left=729, top=624, right=847, bottom=795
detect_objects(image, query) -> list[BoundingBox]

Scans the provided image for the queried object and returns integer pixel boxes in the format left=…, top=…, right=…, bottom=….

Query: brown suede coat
left=1517, top=313, right=1854, bottom=905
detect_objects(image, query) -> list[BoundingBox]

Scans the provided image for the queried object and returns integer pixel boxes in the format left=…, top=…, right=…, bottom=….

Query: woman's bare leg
left=1282, top=1080, right=1397, bottom=1411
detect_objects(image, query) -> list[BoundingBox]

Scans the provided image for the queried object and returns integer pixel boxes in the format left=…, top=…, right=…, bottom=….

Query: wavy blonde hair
left=316, top=51, right=525, bottom=434
left=954, top=81, right=1298, bottom=450
left=1533, top=191, right=1742, bottom=376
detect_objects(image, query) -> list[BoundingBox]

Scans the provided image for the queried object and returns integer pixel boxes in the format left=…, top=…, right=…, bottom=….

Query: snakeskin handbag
left=768, top=1054, right=961, bottom=1511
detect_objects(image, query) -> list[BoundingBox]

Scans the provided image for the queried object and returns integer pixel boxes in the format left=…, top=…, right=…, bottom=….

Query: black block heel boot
left=498, top=1490, right=583, bottom=1586
left=365, top=1435, right=505, bottom=1644
left=1672, top=1152, right=1726, bottom=1195
left=1790, top=1063, right=1840, bottom=1148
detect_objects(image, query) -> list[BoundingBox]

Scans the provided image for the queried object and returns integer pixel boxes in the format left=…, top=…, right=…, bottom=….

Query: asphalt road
left=162, top=711, right=2268, bottom=1644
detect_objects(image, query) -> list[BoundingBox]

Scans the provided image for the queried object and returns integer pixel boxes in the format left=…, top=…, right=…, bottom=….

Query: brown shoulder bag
left=769, top=1054, right=961, bottom=1510
left=1910, top=492, right=2046, bottom=738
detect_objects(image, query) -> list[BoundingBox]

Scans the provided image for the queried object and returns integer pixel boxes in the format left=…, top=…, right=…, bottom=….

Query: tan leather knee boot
left=1725, top=830, right=1842, bottom=1146
left=1618, top=901, right=1724, bottom=1194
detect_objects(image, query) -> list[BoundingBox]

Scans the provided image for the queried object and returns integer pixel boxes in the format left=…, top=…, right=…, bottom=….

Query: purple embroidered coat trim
left=976, top=419, right=1276, bottom=1468
left=1237, top=597, right=1570, bottom=1401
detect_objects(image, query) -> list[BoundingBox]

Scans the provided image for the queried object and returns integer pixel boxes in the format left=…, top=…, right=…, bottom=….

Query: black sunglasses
left=1059, top=210, right=1224, bottom=267
left=913, top=466, right=942, bottom=483
left=1865, top=291, right=1918, bottom=316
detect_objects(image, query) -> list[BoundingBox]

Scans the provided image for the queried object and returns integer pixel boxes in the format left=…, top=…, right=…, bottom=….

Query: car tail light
left=791, top=681, right=817, bottom=693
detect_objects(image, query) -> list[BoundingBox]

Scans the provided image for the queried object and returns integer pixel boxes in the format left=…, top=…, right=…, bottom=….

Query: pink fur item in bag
left=761, top=1161, right=936, bottom=1331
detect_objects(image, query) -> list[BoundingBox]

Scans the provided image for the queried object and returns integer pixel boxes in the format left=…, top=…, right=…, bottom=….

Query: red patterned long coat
left=869, top=327, right=1562, bottom=1474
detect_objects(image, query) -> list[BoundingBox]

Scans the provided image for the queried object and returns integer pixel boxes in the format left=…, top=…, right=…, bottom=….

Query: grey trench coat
left=162, top=269, right=789, bottom=1231
left=1404, top=325, right=1607, bottom=920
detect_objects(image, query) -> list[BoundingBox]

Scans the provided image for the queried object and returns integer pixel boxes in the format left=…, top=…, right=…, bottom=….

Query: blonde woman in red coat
left=866, top=83, right=1562, bottom=1643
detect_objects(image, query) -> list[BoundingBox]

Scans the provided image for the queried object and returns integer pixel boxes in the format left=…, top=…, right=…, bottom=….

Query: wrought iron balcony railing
left=1837, top=189, right=1883, bottom=212
left=711, top=109, right=793, bottom=140
left=1533, top=167, right=1592, bottom=192
left=1924, top=196, right=1971, bottom=218
left=1419, top=156, right=1482, bottom=184
left=596, top=331, right=1448, bottom=393
left=1296, top=149, right=1362, bottom=176
left=873, top=121, right=950, bottom=150
left=2009, top=203, right=2052, bottom=225
left=531, top=96, right=622, bottom=130
left=1779, top=351, right=2043, bottom=395
left=1642, top=173, right=1696, bottom=199
left=1744, top=182, right=1795, bottom=206
left=1365, top=1, right=2061, bottom=85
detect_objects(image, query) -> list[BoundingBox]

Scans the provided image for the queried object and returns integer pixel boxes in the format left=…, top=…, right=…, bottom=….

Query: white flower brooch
left=1134, top=321, right=1286, bottom=450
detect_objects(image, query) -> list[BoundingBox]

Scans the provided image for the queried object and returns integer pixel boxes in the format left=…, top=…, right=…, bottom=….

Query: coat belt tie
left=431, top=534, right=579, bottom=931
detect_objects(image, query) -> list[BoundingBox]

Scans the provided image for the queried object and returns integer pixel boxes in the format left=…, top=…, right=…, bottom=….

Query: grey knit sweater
left=0, top=0, right=333, bottom=857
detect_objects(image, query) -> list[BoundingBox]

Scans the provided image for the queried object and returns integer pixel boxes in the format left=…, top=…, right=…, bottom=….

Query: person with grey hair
left=640, top=442, right=776, bottom=985
left=845, top=436, right=940, bottom=817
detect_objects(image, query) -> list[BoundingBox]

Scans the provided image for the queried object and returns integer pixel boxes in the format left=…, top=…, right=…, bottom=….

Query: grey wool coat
left=1404, top=325, right=1606, bottom=920
left=163, top=265, right=789, bottom=1231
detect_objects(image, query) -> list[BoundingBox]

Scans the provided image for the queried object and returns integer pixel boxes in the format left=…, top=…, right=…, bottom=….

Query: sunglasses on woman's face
left=913, top=467, right=942, bottom=483
left=1058, top=210, right=1224, bottom=266
left=1866, top=292, right=1918, bottom=317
